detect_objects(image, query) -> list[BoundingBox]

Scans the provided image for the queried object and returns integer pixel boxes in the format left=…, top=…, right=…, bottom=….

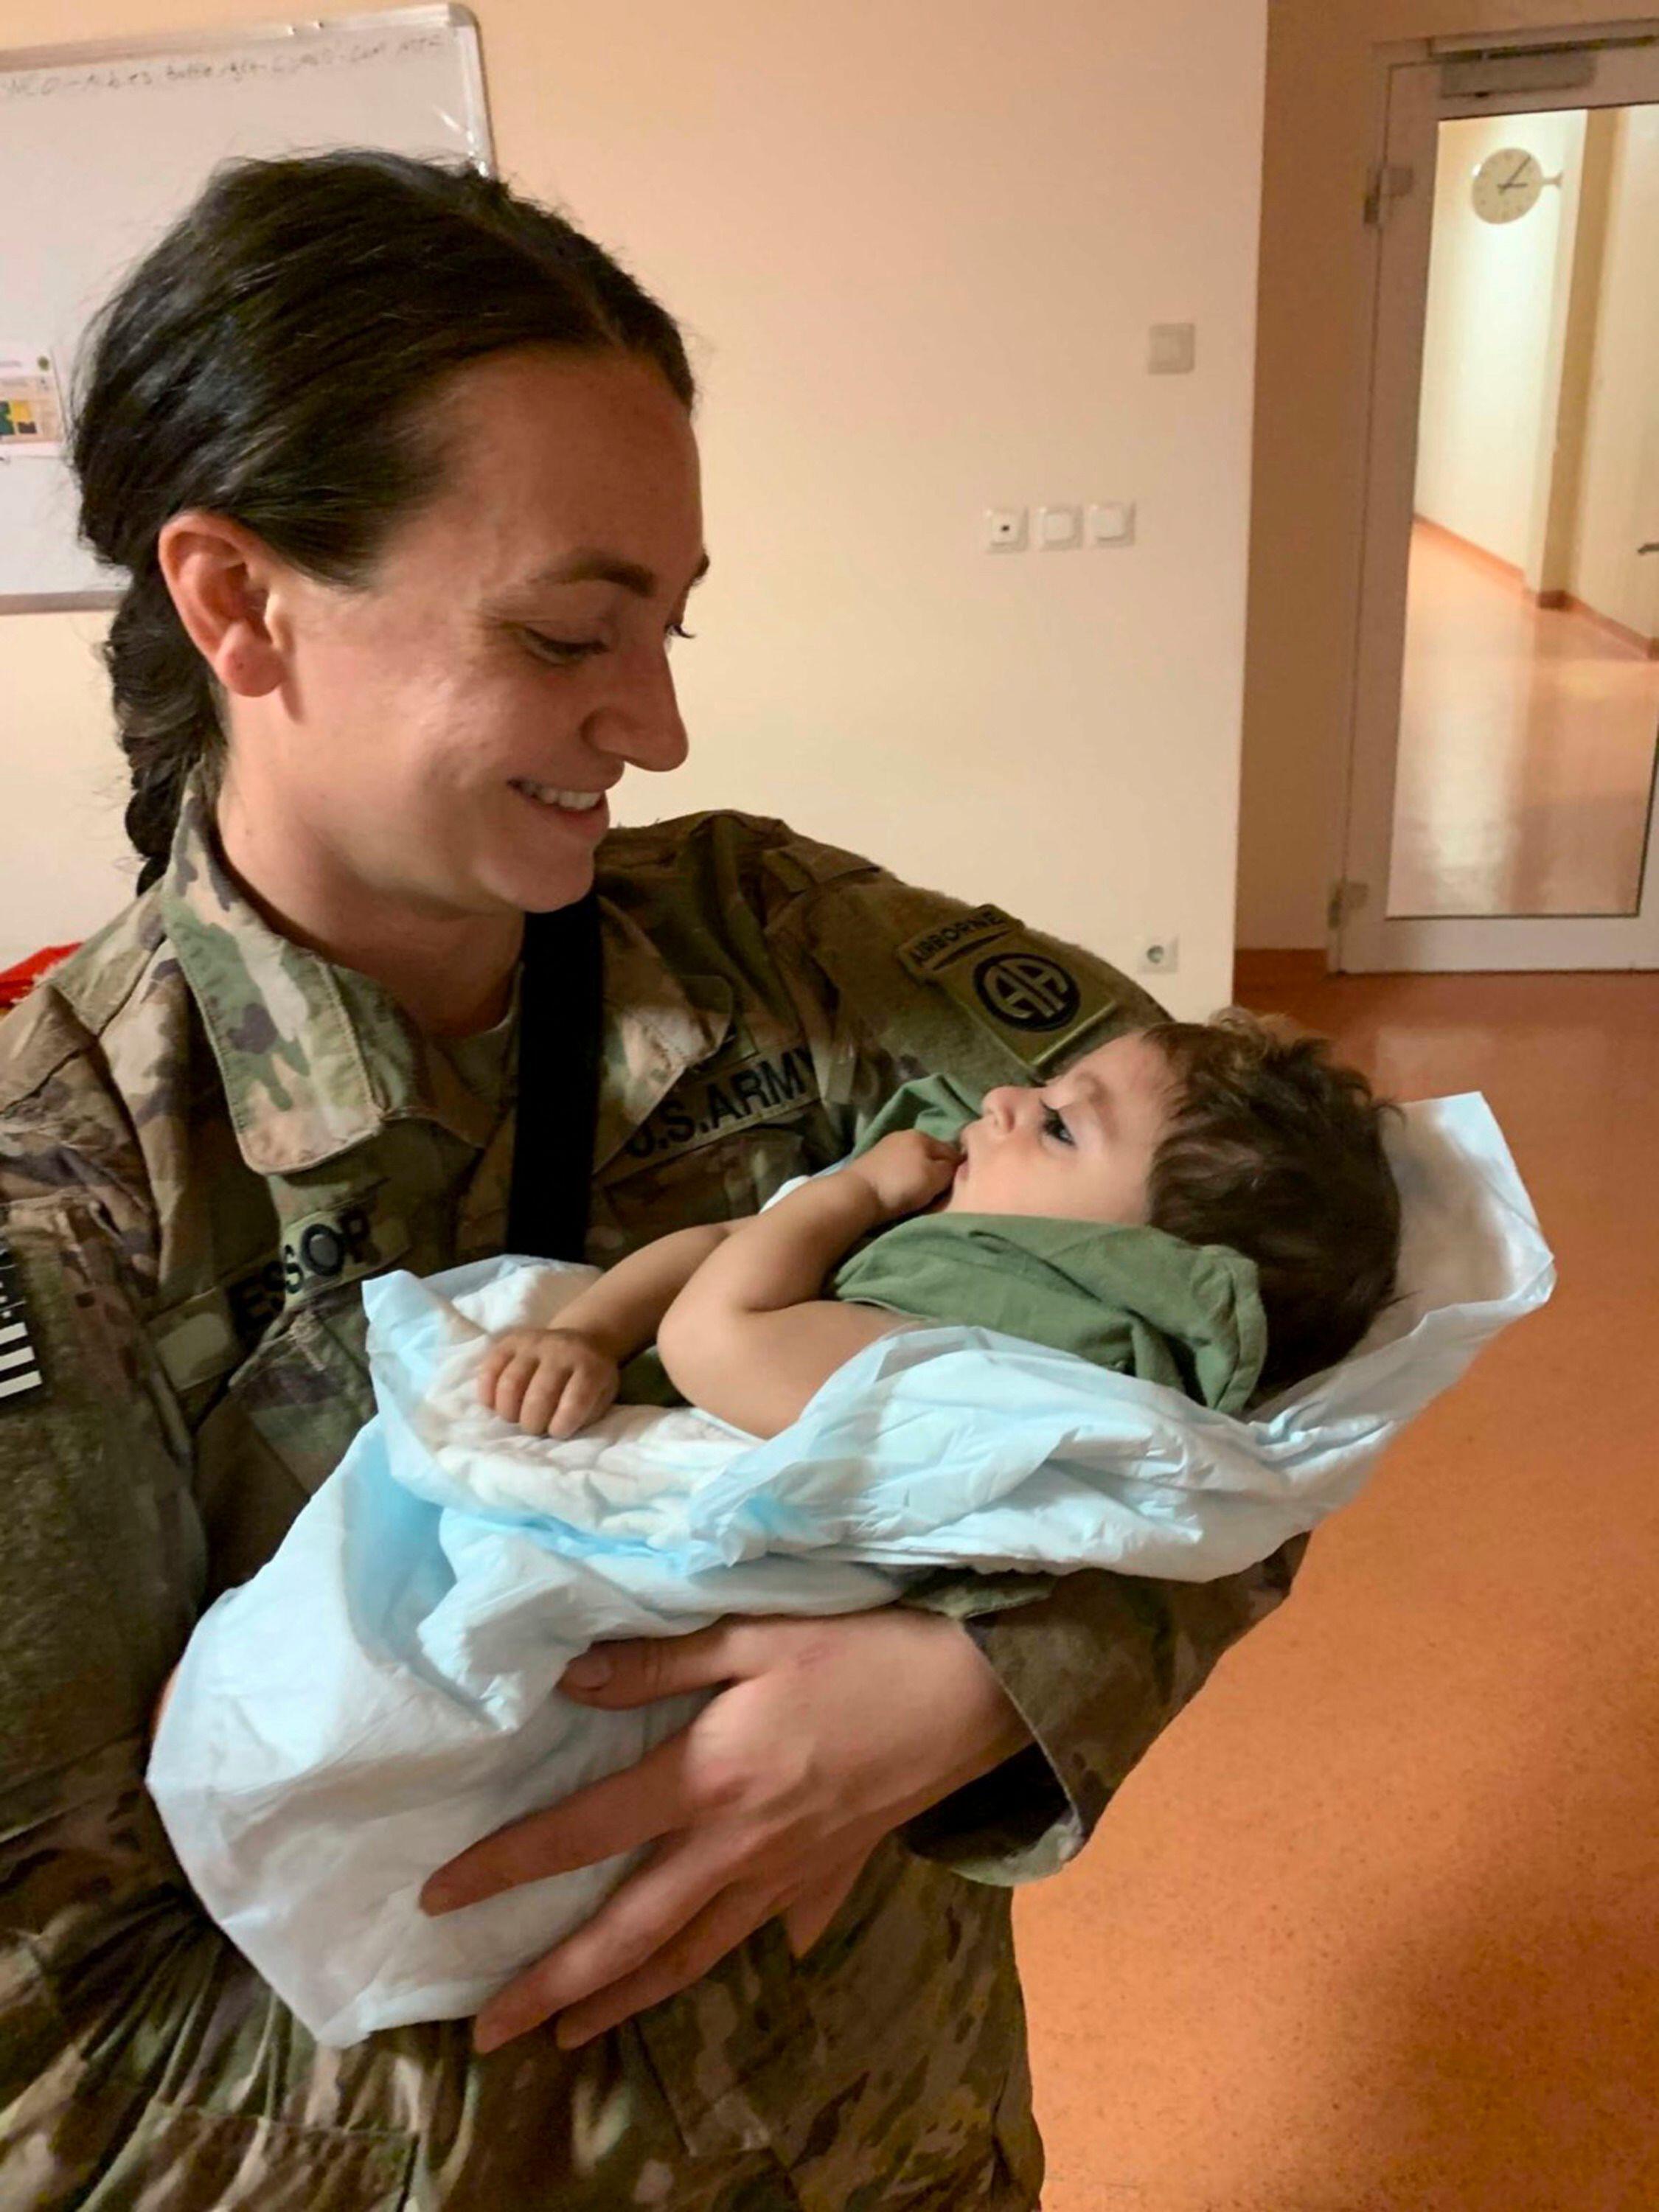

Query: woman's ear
left=156, top=512, right=287, bottom=700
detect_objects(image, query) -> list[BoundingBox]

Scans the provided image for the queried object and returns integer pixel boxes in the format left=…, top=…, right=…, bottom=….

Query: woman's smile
left=509, top=778, right=614, bottom=842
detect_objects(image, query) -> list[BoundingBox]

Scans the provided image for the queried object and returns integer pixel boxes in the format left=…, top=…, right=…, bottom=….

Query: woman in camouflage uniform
left=0, top=156, right=1302, bottom=2211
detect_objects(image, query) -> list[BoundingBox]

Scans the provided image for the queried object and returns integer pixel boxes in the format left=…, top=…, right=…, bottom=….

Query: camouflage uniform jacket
left=0, top=792, right=1304, bottom=2211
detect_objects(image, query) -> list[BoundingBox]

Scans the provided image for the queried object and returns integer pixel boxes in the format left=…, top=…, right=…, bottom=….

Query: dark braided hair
left=1140, top=1010, right=1402, bottom=1399
left=72, top=152, right=695, bottom=890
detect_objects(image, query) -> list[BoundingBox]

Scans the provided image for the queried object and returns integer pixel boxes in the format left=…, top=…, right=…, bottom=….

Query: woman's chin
left=487, top=849, right=597, bottom=916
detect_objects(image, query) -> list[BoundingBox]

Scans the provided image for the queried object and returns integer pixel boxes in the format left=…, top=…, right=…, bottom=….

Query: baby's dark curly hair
left=1138, top=1011, right=1402, bottom=1399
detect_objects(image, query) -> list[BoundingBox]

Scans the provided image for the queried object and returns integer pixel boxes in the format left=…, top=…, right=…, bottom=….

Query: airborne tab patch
left=896, top=906, right=1123, bottom=1072
left=896, top=905, right=1020, bottom=976
left=0, top=1234, right=45, bottom=1405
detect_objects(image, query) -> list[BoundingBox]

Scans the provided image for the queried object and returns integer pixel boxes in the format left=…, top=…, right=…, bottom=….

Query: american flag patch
left=0, top=1234, right=45, bottom=1403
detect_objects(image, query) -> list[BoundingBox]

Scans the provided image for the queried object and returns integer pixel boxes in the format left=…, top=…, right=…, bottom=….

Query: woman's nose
left=591, top=648, right=690, bottom=774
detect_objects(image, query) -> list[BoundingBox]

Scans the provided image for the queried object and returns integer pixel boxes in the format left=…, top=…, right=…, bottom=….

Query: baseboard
left=1232, top=948, right=1328, bottom=998
left=1536, top=588, right=1659, bottom=659
left=1416, top=516, right=1658, bottom=655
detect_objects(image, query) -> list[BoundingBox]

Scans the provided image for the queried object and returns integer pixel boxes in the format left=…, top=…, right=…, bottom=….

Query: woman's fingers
left=422, top=1722, right=711, bottom=1913
left=548, top=1880, right=787, bottom=2051
left=525, top=1842, right=879, bottom=2052
left=473, top=1844, right=779, bottom=2053
left=555, top=1618, right=771, bottom=1706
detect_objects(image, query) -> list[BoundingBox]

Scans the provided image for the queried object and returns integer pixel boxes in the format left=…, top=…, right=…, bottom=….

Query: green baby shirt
left=835, top=1073, right=1268, bottom=1416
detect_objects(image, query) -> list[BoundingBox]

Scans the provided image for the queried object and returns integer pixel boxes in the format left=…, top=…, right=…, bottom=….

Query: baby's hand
left=843, top=1130, right=961, bottom=1216
left=478, top=1328, right=622, bottom=1437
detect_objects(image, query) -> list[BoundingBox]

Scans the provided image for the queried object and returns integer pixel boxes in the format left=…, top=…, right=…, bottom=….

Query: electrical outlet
left=1136, top=933, right=1180, bottom=977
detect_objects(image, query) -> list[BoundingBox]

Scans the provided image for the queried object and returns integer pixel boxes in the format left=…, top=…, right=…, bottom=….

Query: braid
left=101, top=560, right=220, bottom=891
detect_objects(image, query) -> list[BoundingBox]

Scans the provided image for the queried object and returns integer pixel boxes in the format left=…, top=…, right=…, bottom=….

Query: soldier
left=0, top=154, right=1302, bottom=2209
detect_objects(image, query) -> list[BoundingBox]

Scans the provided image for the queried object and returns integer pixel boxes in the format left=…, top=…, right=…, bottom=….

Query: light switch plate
left=1037, top=504, right=1082, bottom=550
left=1088, top=501, right=1135, bottom=546
left=1148, top=322, right=1196, bottom=375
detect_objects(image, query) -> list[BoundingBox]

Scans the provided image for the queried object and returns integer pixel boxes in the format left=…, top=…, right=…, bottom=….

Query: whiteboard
left=0, top=7, right=493, bottom=610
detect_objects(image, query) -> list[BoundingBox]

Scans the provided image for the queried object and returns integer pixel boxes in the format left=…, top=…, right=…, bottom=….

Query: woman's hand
left=478, top=1327, right=622, bottom=1437
left=419, top=1609, right=1032, bottom=2053
left=840, top=1130, right=960, bottom=1217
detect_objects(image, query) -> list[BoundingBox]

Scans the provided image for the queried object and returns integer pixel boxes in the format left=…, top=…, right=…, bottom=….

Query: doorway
left=1338, top=28, right=1659, bottom=971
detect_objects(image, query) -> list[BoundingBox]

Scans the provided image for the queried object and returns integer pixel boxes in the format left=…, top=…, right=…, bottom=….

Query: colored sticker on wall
left=0, top=343, right=66, bottom=456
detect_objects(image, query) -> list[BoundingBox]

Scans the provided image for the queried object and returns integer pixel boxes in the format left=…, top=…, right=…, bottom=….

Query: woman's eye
left=1040, top=1105, right=1074, bottom=1146
left=667, top=622, right=696, bottom=646
left=521, top=630, right=604, bottom=667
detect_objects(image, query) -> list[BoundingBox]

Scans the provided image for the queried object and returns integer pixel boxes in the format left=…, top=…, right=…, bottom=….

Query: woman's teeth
left=512, top=780, right=605, bottom=811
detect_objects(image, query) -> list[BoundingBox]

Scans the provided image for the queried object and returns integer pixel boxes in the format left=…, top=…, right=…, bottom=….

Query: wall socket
left=1136, top=933, right=1180, bottom=977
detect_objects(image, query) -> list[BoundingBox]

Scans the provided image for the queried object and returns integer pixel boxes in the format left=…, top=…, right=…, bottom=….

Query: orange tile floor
left=1390, top=523, right=1659, bottom=919
left=1014, top=966, right=1659, bottom=2212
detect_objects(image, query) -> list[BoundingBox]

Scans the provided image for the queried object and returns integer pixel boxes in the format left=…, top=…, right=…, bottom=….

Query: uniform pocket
left=191, top=1288, right=375, bottom=1596
left=638, top=1845, right=1038, bottom=2212
left=92, top=2101, right=416, bottom=2212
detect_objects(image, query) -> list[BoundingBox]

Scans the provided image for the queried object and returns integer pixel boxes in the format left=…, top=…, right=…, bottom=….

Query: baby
left=153, top=1010, right=1548, bottom=2053
left=481, top=1011, right=1402, bottom=1445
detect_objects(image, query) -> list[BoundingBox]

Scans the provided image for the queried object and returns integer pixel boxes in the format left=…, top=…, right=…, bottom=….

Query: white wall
left=1413, top=111, right=1583, bottom=572
left=0, top=0, right=1268, bottom=1015
left=1571, top=104, right=1659, bottom=641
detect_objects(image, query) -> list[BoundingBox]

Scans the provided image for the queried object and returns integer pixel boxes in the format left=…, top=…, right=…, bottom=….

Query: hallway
left=1015, top=965, right=1659, bottom=2211
left=1389, top=521, right=1659, bottom=919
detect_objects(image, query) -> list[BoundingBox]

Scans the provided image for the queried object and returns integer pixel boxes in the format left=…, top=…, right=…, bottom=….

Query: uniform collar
left=161, top=785, right=731, bottom=1178
left=163, top=785, right=505, bottom=1172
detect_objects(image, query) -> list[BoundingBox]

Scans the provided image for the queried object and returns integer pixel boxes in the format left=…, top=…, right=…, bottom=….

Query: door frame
left=1336, top=23, right=1659, bottom=973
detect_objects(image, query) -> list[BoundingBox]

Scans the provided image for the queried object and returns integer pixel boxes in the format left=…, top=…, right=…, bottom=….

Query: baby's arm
left=656, top=1132, right=959, bottom=1439
left=480, top=1221, right=739, bottom=1434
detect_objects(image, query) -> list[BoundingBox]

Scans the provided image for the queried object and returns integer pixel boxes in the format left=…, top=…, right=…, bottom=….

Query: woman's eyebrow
left=520, top=548, right=711, bottom=598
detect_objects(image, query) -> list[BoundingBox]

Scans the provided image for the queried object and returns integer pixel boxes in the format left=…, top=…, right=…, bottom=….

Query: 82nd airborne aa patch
left=895, top=904, right=1124, bottom=1071
left=0, top=1234, right=45, bottom=1404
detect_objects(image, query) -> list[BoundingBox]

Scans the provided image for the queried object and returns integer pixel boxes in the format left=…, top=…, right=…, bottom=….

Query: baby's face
left=942, top=1031, right=1175, bottom=1226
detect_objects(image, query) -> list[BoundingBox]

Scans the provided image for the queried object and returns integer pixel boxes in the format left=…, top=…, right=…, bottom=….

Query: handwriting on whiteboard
left=0, top=32, right=448, bottom=101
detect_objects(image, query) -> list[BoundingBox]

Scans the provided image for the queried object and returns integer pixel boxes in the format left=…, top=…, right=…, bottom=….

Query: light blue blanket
left=148, top=1093, right=1552, bottom=2046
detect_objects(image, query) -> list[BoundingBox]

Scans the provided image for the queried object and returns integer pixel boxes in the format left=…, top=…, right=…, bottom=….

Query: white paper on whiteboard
left=0, top=342, right=66, bottom=457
